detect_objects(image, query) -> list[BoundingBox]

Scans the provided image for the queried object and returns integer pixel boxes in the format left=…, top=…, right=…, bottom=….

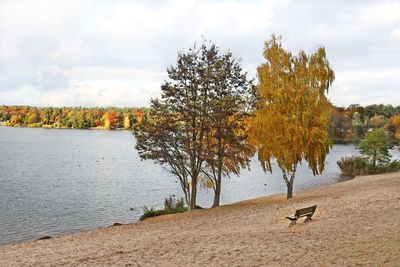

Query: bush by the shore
left=139, top=196, right=187, bottom=221
left=337, top=155, right=400, bottom=177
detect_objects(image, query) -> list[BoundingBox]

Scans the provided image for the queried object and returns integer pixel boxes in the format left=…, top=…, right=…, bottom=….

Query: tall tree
left=135, top=41, right=255, bottom=209
left=201, top=47, right=255, bottom=207
left=135, top=42, right=212, bottom=210
left=249, top=35, right=335, bottom=199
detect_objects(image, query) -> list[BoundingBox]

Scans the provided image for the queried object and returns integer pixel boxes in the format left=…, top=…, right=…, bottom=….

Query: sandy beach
left=1, top=172, right=399, bottom=266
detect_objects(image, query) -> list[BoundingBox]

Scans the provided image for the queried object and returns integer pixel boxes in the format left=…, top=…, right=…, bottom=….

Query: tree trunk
left=212, top=175, right=221, bottom=208
left=212, top=140, right=224, bottom=208
left=287, top=179, right=294, bottom=199
left=183, top=185, right=190, bottom=209
left=189, top=176, right=197, bottom=210
left=372, top=152, right=377, bottom=172
left=283, top=167, right=296, bottom=199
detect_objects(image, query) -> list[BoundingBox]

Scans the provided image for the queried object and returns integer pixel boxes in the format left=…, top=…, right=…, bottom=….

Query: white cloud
left=0, top=0, right=399, bottom=107
left=36, top=65, right=70, bottom=91
left=332, top=68, right=400, bottom=106
left=0, top=81, right=160, bottom=108
left=391, top=27, right=400, bottom=41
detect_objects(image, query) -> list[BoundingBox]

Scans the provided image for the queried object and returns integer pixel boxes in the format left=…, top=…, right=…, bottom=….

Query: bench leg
left=289, top=220, right=297, bottom=227
left=304, top=215, right=312, bottom=223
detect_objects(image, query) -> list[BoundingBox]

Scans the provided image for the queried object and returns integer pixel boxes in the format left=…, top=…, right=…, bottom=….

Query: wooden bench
left=286, top=205, right=317, bottom=225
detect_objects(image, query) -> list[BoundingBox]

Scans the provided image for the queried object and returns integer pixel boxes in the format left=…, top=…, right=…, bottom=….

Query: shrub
left=337, top=156, right=369, bottom=177
left=337, top=156, right=400, bottom=177
left=139, top=196, right=187, bottom=221
left=376, top=160, right=400, bottom=173
left=164, top=196, right=185, bottom=210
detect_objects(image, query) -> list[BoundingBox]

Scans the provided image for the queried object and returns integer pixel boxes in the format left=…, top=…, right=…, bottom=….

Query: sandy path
left=1, top=172, right=399, bottom=266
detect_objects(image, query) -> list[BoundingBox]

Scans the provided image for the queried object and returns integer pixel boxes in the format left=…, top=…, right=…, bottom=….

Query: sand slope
left=1, top=172, right=399, bottom=266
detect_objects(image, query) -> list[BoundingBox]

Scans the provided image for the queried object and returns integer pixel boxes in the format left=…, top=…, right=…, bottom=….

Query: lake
left=0, top=127, right=398, bottom=246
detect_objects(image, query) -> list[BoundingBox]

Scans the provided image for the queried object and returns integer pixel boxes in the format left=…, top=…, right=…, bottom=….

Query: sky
left=0, top=0, right=399, bottom=108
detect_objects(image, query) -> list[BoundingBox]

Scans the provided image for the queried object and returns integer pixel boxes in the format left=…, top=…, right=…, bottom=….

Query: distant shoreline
left=0, top=124, right=130, bottom=131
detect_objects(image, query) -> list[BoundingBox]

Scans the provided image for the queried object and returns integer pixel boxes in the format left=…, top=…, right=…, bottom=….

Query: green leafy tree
left=249, top=35, right=334, bottom=199
left=358, top=128, right=393, bottom=169
left=41, top=107, right=53, bottom=124
left=0, top=110, right=11, bottom=121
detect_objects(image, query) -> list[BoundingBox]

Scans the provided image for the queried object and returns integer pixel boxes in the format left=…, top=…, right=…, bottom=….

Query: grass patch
left=337, top=155, right=400, bottom=177
left=139, top=206, right=188, bottom=221
left=139, top=196, right=187, bottom=221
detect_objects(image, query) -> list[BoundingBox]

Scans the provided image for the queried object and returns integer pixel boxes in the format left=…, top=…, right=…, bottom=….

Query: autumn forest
left=0, top=106, right=145, bottom=130
left=1, top=104, right=399, bottom=143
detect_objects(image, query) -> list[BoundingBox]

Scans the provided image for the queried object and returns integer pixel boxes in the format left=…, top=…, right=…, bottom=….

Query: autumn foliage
left=329, top=105, right=400, bottom=143
left=134, top=41, right=255, bottom=209
left=0, top=106, right=145, bottom=130
left=388, top=114, right=400, bottom=140
left=249, top=35, right=335, bottom=199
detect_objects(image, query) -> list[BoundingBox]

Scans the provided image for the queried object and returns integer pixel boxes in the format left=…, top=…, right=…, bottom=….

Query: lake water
left=0, top=127, right=399, bottom=246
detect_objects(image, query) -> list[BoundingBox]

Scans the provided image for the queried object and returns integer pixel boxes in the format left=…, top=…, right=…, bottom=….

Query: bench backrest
left=294, top=205, right=317, bottom=217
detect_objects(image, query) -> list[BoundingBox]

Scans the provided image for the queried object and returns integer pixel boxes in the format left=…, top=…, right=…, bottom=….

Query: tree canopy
left=358, top=128, right=393, bottom=169
left=134, top=41, right=255, bottom=209
left=249, top=35, right=335, bottom=198
left=200, top=44, right=255, bottom=207
left=388, top=114, right=400, bottom=140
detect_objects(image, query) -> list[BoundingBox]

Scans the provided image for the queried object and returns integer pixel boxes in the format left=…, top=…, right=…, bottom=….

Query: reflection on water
left=0, top=127, right=398, bottom=245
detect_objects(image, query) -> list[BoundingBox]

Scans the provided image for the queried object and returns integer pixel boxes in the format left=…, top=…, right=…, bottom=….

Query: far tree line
left=1, top=103, right=399, bottom=143
left=0, top=106, right=146, bottom=130
left=330, top=104, right=400, bottom=143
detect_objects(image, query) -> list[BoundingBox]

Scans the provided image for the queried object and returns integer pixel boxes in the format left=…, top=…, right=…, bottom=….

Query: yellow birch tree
left=124, top=116, right=131, bottom=129
left=249, top=35, right=335, bottom=199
